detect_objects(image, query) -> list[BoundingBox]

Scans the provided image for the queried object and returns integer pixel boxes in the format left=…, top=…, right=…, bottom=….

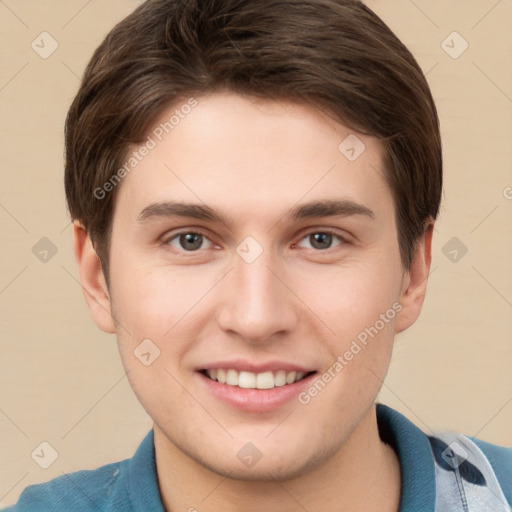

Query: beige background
left=1, top=0, right=511, bottom=507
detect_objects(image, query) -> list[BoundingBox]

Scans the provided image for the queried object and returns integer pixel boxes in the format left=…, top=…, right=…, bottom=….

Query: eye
left=296, top=231, right=345, bottom=251
left=165, top=231, right=213, bottom=252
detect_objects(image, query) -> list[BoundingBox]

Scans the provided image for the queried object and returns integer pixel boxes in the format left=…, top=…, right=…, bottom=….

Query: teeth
left=205, top=368, right=308, bottom=389
left=226, top=369, right=238, bottom=386
left=274, top=370, right=287, bottom=387
left=256, top=371, right=274, bottom=389
left=286, top=371, right=296, bottom=385
left=216, top=369, right=227, bottom=384
left=238, top=371, right=256, bottom=389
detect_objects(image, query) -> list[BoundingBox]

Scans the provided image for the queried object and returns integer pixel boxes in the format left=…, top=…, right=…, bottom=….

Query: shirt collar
left=127, top=428, right=166, bottom=512
left=377, top=403, right=436, bottom=511
left=127, top=405, right=436, bottom=512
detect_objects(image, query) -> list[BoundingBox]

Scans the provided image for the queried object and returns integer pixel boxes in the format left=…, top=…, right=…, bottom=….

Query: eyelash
left=294, top=229, right=347, bottom=250
left=162, top=229, right=348, bottom=254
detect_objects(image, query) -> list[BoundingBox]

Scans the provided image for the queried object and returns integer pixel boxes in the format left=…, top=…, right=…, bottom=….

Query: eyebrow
left=288, top=199, right=375, bottom=221
left=136, top=199, right=375, bottom=225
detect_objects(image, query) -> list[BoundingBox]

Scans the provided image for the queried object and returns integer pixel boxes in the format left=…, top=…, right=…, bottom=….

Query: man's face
left=99, top=92, right=415, bottom=479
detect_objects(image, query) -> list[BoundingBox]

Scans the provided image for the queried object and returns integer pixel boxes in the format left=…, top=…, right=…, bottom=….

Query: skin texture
left=74, top=91, right=433, bottom=511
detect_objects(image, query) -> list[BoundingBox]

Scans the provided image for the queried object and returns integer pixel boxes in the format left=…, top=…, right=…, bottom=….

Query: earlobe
left=72, top=221, right=116, bottom=334
left=395, top=222, right=434, bottom=334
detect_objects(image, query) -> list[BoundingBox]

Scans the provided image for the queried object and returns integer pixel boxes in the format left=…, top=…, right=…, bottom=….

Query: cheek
left=111, top=259, right=204, bottom=323
left=109, top=260, right=222, bottom=362
left=293, top=258, right=402, bottom=399
left=294, top=259, right=402, bottom=340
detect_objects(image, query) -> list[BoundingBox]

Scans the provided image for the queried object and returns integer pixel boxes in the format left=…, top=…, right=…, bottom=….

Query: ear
left=395, top=221, right=434, bottom=334
left=72, top=221, right=115, bottom=334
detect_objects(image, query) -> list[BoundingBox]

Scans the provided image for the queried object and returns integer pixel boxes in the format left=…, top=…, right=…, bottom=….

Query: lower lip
left=196, top=371, right=317, bottom=412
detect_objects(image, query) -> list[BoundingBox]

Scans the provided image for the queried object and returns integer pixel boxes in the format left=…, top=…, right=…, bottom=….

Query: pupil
left=311, top=233, right=332, bottom=249
left=180, top=233, right=202, bottom=250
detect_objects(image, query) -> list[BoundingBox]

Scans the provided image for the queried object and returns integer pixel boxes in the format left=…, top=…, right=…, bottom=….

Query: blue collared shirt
left=4, top=404, right=511, bottom=512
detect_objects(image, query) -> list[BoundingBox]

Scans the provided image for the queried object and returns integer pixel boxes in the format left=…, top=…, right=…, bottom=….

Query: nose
left=216, top=247, right=299, bottom=344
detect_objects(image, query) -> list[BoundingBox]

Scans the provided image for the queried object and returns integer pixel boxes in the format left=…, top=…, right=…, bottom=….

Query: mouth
left=200, top=368, right=315, bottom=390
left=196, top=364, right=317, bottom=412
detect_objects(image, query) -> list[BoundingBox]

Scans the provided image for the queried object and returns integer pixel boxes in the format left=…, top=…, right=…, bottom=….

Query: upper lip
left=198, top=359, right=315, bottom=374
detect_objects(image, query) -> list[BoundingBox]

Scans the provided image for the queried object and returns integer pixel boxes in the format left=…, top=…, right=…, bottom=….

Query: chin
left=199, top=454, right=321, bottom=482
left=177, top=433, right=333, bottom=483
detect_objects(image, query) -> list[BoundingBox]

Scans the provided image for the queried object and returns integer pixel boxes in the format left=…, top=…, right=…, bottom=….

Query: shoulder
left=376, top=403, right=512, bottom=510
left=471, top=436, right=512, bottom=505
left=3, top=430, right=161, bottom=512
left=3, top=460, right=131, bottom=512
left=426, top=429, right=511, bottom=510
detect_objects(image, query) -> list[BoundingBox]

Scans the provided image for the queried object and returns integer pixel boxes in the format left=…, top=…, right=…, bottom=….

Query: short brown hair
left=65, top=0, right=442, bottom=279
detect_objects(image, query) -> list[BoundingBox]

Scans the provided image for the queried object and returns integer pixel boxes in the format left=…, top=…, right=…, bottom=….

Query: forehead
left=113, top=91, right=393, bottom=227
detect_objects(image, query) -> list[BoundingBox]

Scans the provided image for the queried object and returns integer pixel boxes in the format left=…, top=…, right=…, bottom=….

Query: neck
left=154, top=405, right=401, bottom=512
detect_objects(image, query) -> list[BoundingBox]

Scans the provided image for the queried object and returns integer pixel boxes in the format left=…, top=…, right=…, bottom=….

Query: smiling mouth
left=200, top=369, right=316, bottom=390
